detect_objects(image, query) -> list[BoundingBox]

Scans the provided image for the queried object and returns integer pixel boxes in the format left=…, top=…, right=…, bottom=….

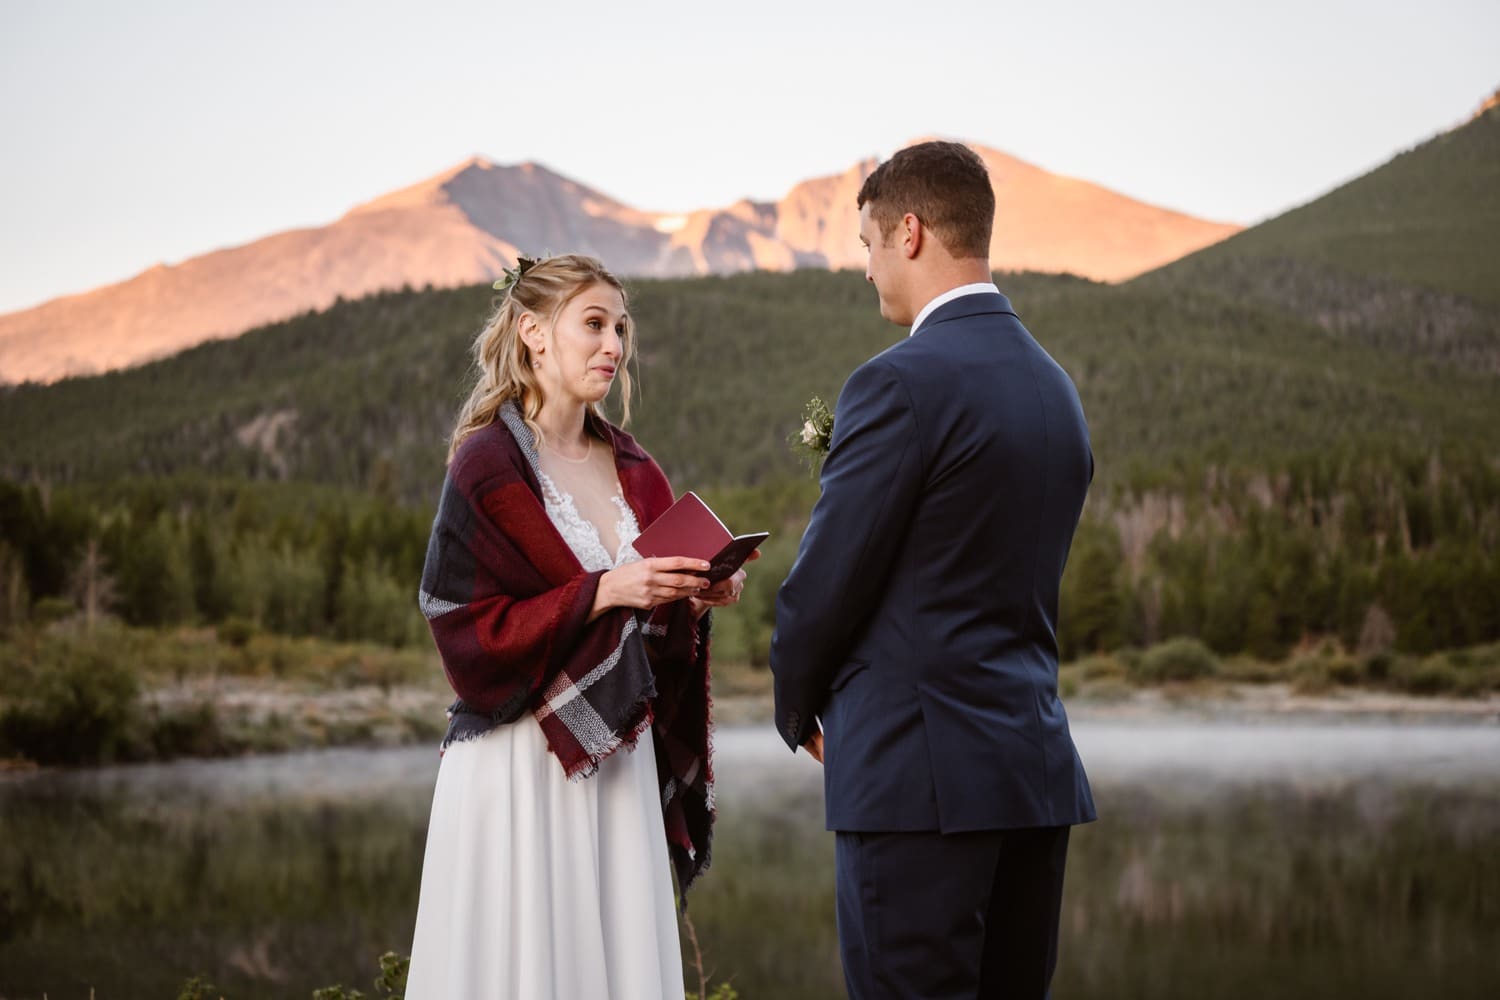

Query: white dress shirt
left=908, top=282, right=1002, bottom=337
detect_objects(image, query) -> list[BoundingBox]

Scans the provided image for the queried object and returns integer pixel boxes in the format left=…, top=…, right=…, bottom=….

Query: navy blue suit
left=770, top=290, right=1095, bottom=998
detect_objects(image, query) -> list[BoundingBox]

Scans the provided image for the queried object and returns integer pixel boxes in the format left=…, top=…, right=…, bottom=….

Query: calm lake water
left=2, top=722, right=1497, bottom=999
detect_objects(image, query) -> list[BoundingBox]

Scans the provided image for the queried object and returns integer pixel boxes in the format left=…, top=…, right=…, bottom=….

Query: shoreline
left=1064, top=682, right=1500, bottom=726
left=2, top=676, right=1495, bottom=777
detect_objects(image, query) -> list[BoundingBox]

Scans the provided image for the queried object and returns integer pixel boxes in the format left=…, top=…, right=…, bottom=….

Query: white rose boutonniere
left=790, top=395, right=834, bottom=474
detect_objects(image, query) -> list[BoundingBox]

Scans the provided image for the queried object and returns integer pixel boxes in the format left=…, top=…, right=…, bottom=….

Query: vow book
left=632, top=491, right=769, bottom=584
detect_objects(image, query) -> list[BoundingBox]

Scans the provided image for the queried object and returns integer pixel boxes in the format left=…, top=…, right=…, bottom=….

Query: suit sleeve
left=770, top=358, right=924, bottom=750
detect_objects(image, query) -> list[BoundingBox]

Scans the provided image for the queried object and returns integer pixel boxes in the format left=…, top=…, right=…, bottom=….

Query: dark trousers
left=834, top=825, right=1071, bottom=1000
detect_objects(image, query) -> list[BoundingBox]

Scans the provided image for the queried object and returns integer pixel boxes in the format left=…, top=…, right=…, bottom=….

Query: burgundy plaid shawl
left=418, top=401, right=714, bottom=893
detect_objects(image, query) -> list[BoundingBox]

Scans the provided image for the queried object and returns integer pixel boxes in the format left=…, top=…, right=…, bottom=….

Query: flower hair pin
left=493, top=255, right=540, bottom=294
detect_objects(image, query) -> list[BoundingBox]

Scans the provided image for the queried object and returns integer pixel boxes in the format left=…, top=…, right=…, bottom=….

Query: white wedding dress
left=405, top=460, right=685, bottom=1000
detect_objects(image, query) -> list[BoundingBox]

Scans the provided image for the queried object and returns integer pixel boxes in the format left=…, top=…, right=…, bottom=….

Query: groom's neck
left=908, top=257, right=994, bottom=314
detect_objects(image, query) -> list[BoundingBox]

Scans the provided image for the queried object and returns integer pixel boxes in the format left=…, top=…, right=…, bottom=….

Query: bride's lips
left=593, top=365, right=617, bottom=378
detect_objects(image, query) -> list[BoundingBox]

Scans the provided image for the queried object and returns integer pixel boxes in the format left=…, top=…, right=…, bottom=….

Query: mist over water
left=2, top=723, right=1497, bottom=999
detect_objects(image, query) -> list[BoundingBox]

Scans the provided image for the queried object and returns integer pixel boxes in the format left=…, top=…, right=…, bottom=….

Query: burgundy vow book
left=632, top=492, right=769, bottom=584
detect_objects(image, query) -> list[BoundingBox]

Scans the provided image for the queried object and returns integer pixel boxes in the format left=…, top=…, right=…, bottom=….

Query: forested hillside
left=2, top=269, right=1493, bottom=501
left=3, top=266, right=1496, bottom=665
left=1138, top=100, right=1500, bottom=372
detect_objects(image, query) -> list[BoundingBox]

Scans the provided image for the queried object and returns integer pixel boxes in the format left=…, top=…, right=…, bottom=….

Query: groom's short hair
left=857, top=141, right=994, bottom=259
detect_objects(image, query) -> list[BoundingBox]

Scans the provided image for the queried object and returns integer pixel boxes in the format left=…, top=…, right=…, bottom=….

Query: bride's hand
left=688, top=550, right=759, bottom=619
left=592, top=557, right=712, bottom=619
left=690, top=569, right=747, bottom=613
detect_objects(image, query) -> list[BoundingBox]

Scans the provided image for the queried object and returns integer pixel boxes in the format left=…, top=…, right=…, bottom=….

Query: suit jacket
left=771, top=291, right=1097, bottom=833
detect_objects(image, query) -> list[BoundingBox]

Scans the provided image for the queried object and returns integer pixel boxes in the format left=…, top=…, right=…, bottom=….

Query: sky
left=1, top=0, right=1496, bottom=315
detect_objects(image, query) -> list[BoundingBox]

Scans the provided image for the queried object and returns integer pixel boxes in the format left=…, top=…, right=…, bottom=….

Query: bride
left=406, top=253, right=745, bottom=998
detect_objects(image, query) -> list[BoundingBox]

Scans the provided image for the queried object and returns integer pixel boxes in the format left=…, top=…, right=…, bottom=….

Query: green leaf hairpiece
left=493, top=255, right=540, bottom=294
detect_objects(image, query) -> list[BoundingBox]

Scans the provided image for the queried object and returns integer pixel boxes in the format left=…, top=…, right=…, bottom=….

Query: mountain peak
left=345, top=155, right=503, bottom=216
left=0, top=143, right=1243, bottom=383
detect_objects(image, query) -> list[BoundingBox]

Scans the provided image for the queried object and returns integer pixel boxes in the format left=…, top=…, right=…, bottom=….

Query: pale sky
left=1, top=0, right=1495, bottom=314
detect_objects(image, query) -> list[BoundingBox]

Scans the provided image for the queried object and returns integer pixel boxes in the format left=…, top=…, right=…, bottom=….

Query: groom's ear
left=901, top=212, right=923, bottom=260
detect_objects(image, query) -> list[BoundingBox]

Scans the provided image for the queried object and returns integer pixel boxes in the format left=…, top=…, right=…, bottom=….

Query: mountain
left=1137, top=92, right=1500, bottom=373
left=0, top=143, right=1239, bottom=384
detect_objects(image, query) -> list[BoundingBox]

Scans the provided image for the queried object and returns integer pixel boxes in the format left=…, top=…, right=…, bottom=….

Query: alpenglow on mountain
left=0, top=141, right=1240, bottom=383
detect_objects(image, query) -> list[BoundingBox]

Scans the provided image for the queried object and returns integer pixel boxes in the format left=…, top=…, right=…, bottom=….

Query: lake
left=2, top=722, right=1498, bottom=999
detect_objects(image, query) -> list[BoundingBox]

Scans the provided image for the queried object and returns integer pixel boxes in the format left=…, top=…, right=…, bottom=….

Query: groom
left=770, top=141, right=1096, bottom=999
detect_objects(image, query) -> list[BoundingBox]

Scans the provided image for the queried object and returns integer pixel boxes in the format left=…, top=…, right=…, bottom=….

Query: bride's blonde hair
left=448, top=254, right=636, bottom=461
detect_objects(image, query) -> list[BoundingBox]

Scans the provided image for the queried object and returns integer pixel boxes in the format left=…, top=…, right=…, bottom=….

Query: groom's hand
left=802, top=731, right=824, bottom=763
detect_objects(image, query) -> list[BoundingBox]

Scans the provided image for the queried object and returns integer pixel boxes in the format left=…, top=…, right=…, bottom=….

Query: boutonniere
left=790, top=395, right=834, bottom=474
left=493, top=255, right=540, bottom=294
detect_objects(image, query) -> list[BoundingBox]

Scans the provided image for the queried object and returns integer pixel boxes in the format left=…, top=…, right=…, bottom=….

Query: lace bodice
left=537, top=469, right=642, bottom=573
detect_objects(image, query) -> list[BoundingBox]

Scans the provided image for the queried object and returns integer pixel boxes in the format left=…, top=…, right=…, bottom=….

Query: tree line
left=4, top=442, right=1496, bottom=663
left=0, top=476, right=429, bottom=648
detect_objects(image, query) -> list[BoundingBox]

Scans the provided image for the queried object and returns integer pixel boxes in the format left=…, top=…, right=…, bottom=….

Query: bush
left=176, top=977, right=217, bottom=1000
left=1218, top=655, right=1285, bottom=684
left=1080, top=676, right=1135, bottom=702
left=1132, top=638, right=1219, bottom=683
left=1325, top=654, right=1364, bottom=686
left=1076, top=654, right=1128, bottom=682
left=0, top=640, right=143, bottom=764
left=1394, top=656, right=1463, bottom=696
left=1391, top=650, right=1495, bottom=697
left=148, top=700, right=230, bottom=758
left=1361, top=650, right=1396, bottom=683
left=1462, top=644, right=1500, bottom=692
left=1288, top=654, right=1334, bottom=695
left=217, top=616, right=256, bottom=648
left=1059, top=669, right=1080, bottom=699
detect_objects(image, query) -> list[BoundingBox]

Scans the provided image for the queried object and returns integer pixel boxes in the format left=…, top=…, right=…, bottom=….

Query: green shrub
left=0, top=640, right=143, bottom=764
left=1325, top=654, right=1364, bottom=686
left=1133, top=638, right=1219, bottom=683
left=1081, top=676, right=1135, bottom=702
left=217, top=616, right=256, bottom=648
left=1076, top=654, right=1128, bottom=682
left=1218, top=655, right=1285, bottom=684
left=1420, top=650, right=1495, bottom=696
left=1361, top=650, right=1396, bottom=683
left=1464, top=644, right=1500, bottom=692
left=1289, top=655, right=1334, bottom=695
left=176, top=977, right=217, bottom=1000
left=310, top=950, right=408, bottom=999
left=1059, top=670, right=1080, bottom=699
left=1394, top=656, right=1463, bottom=696
left=148, top=700, right=229, bottom=758
left=374, top=951, right=409, bottom=996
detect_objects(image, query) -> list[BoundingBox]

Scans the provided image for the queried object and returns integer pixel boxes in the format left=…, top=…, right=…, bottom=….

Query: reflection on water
left=1, top=723, right=1497, bottom=999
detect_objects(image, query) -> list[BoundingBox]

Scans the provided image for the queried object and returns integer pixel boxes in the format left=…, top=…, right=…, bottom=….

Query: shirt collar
left=908, top=282, right=1002, bottom=337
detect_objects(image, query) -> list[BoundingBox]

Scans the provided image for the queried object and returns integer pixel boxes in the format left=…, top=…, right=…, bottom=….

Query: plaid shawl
left=418, top=400, right=715, bottom=893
